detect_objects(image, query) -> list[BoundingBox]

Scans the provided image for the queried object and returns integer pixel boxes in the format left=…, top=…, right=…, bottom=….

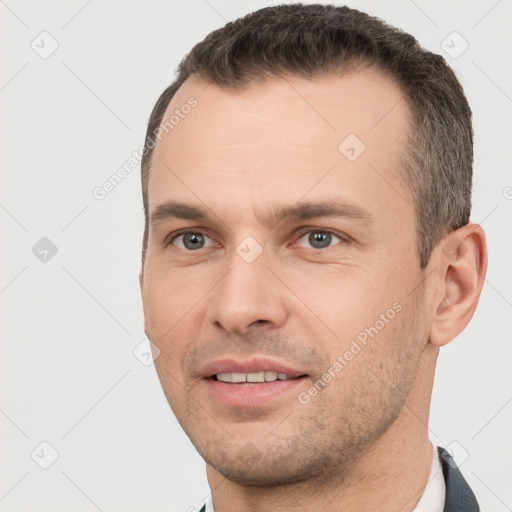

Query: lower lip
left=204, top=377, right=307, bottom=407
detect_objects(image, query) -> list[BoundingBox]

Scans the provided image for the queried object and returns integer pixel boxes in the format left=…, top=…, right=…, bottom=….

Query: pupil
left=184, top=233, right=204, bottom=250
left=309, top=231, right=331, bottom=249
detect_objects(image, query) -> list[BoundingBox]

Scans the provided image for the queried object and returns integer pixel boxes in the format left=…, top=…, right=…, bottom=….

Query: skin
left=140, top=69, right=487, bottom=511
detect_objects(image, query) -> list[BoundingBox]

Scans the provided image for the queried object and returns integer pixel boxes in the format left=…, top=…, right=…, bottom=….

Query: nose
left=207, top=252, right=289, bottom=335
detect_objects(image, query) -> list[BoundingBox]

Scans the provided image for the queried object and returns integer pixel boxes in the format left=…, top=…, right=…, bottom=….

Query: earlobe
left=429, top=223, right=487, bottom=347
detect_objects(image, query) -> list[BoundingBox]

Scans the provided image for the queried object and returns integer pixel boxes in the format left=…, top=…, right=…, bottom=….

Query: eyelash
left=164, top=228, right=347, bottom=250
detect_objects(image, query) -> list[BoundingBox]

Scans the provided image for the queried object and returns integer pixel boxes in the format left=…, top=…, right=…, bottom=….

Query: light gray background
left=1, top=1, right=511, bottom=511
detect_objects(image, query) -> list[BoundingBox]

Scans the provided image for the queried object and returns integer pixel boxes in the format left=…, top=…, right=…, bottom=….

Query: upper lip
left=201, top=356, right=307, bottom=379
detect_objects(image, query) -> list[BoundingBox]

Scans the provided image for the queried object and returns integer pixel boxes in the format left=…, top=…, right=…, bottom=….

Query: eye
left=295, top=230, right=343, bottom=249
left=171, top=232, right=215, bottom=251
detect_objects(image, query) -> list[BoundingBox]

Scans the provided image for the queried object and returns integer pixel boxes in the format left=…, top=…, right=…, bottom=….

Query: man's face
left=141, top=70, right=431, bottom=485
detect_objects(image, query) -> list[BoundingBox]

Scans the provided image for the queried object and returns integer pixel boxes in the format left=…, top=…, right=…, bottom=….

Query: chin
left=208, top=458, right=316, bottom=487
left=201, top=438, right=339, bottom=487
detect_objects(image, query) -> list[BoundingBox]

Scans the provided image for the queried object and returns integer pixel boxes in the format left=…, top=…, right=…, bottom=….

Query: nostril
left=247, top=319, right=272, bottom=329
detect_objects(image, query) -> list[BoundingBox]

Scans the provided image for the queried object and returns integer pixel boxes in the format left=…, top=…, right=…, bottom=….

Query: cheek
left=285, top=265, right=402, bottom=341
left=153, top=353, right=189, bottom=425
left=142, top=262, right=210, bottom=338
left=142, top=263, right=219, bottom=393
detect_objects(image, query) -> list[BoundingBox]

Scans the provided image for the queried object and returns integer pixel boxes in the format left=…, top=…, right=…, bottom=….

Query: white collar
left=412, top=443, right=446, bottom=512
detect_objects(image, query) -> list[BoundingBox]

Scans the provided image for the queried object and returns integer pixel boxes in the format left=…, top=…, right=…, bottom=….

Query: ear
left=429, top=223, right=487, bottom=347
left=139, top=266, right=150, bottom=338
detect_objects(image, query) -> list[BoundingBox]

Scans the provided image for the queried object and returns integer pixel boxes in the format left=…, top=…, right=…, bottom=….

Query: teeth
left=264, top=371, right=278, bottom=382
left=216, top=371, right=290, bottom=383
left=247, top=371, right=265, bottom=383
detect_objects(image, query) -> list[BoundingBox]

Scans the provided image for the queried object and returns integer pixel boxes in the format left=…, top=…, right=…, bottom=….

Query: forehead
left=148, top=69, right=412, bottom=226
left=158, top=69, right=408, bottom=154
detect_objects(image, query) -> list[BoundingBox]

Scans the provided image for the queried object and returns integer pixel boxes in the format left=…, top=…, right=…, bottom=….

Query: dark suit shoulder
left=438, top=446, right=480, bottom=512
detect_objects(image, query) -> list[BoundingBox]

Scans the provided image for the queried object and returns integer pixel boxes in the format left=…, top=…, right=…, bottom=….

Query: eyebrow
left=149, top=200, right=373, bottom=229
left=263, top=201, right=373, bottom=228
left=150, top=202, right=208, bottom=224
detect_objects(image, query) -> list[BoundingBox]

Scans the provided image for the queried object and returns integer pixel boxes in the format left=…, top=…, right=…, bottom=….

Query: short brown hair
left=141, top=4, right=473, bottom=268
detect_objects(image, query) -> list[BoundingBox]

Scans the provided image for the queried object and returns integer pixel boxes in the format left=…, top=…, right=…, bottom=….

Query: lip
left=200, top=356, right=309, bottom=408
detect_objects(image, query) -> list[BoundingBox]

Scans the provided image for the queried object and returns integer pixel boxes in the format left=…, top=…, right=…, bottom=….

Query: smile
left=214, top=371, right=294, bottom=383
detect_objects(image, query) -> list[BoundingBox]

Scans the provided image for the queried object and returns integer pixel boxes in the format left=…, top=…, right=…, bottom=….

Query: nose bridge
left=208, top=246, right=288, bottom=334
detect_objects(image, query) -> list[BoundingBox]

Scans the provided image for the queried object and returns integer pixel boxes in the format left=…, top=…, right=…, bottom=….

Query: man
left=139, top=4, right=487, bottom=511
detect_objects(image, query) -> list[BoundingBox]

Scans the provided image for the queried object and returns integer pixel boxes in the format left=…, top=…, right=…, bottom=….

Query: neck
left=206, top=344, right=438, bottom=512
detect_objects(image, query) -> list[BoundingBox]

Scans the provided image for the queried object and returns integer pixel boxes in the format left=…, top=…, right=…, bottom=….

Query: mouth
left=213, top=371, right=305, bottom=384
left=201, top=357, right=309, bottom=407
